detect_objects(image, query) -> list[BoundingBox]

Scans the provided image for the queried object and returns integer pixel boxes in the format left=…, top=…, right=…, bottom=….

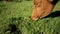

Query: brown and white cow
left=31, top=0, right=59, bottom=20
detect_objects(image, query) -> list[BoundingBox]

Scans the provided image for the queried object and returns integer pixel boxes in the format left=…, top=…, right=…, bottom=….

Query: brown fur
left=31, top=0, right=55, bottom=20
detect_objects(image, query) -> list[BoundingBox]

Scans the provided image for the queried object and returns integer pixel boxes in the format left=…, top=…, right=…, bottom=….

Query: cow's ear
left=48, top=0, right=53, bottom=2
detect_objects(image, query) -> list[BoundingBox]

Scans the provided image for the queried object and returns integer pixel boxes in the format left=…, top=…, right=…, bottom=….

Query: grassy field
left=0, top=1, right=60, bottom=34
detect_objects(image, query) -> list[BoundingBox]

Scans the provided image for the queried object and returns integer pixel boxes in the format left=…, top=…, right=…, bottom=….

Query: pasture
left=0, top=0, right=60, bottom=34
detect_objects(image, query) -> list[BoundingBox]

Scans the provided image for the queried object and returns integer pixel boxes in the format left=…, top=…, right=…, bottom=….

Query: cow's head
left=31, top=0, right=59, bottom=20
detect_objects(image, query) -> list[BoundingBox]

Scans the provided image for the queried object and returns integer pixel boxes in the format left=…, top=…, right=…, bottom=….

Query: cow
left=31, top=0, right=59, bottom=20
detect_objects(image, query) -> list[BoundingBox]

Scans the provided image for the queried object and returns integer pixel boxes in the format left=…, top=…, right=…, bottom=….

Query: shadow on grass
left=9, top=24, right=22, bottom=34
left=4, top=23, right=22, bottom=34
left=45, top=10, right=60, bottom=18
left=3, top=17, right=23, bottom=34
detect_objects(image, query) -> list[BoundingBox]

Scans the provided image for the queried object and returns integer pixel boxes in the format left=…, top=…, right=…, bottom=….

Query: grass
left=0, top=1, right=60, bottom=34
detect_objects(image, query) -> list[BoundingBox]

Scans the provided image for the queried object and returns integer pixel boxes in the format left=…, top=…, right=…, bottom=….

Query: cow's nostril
left=32, top=17, right=39, bottom=20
